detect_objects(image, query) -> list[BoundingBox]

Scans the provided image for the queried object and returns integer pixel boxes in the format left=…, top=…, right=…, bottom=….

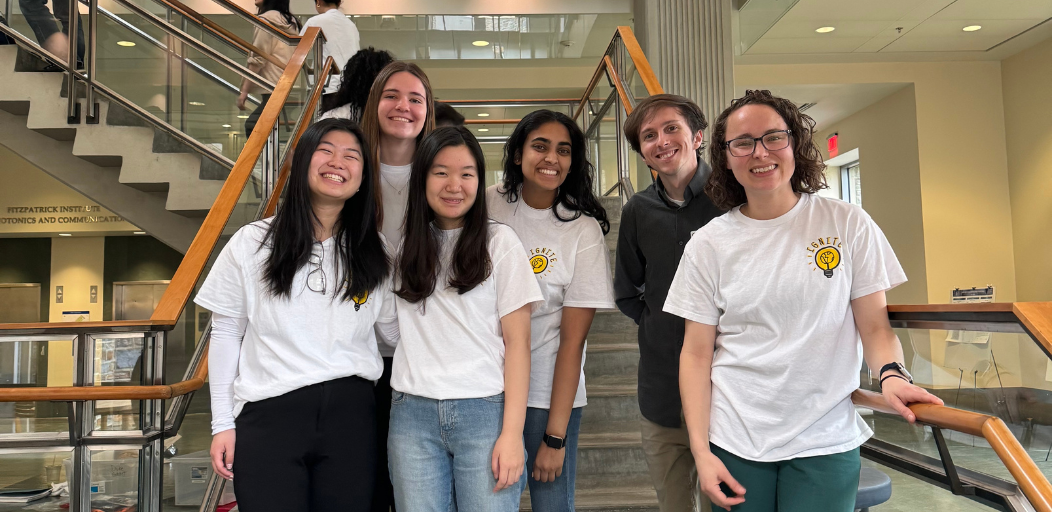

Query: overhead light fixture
left=815, top=27, right=835, bottom=33
left=58, top=233, right=72, bottom=237
left=117, top=40, right=136, bottom=47
left=222, top=124, right=232, bottom=128
left=478, top=128, right=489, bottom=132
left=381, top=15, right=395, bottom=19
left=133, top=231, right=146, bottom=235
left=477, top=113, right=490, bottom=117
left=189, top=101, right=205, bottom=106
left=237, top=114, right=249, bottom=119
left=963, top=25, right=982, bottom=32
left=472, top=40, right=490, bottom=47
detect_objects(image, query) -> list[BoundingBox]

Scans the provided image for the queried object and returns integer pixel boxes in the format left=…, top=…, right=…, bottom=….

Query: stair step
left=589, top=311, right=638, bottom=335
left=522, top=483, right=658, bottom=511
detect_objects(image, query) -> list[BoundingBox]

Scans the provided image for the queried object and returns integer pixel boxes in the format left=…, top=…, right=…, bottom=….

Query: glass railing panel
left=586, top=89, right=618, bottom=196
left=864, top=326, right=1052, bottom=484
left=89, top=333, right=152, bottom=432
left=0, top=336, right=76, bottom=435
left=87, top=448, right=140, bottom=509
left=0, top=448, right=73, bottom=511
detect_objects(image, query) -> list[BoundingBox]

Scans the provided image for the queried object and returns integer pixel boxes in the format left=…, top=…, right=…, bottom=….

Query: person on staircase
left=488, top=109, right=615, bottom=512
left=320, top=47, right=394, bottom=123
left=667, top=89, right=942, bottom=512
left=239, top=0, right=299, bottom=138
left=299, top=0, right=359, bottom=113
left=387, top=126, right=541, bottom=511
left=198, top=118, right=396, bottom=512
left=358, top=60, right=435, bottom=512
left=18, top=0, right=84, bottom=68
left=614, top=94, right=723, bottom=512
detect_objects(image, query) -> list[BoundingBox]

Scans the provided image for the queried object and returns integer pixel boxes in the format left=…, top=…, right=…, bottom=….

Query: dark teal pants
left=711, top=444, right=860, bottom=512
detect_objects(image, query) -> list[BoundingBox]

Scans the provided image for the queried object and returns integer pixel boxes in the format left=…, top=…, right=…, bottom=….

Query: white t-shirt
left=195, top=219, right=396, bottom=430
left=300, top=9, right=360, bottom=95
left=486, top=185, right=615, bottom=409
left=391, top=222, right=544, bottom=400
left=664, top=193, right=906, bottom=462
left=376, top=162, right=412, bottom=356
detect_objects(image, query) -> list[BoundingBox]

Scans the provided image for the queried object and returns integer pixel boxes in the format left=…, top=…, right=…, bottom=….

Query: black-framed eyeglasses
left=307, top=242, right=325, bottom=294
left=723, top=129, right=792, bottom=157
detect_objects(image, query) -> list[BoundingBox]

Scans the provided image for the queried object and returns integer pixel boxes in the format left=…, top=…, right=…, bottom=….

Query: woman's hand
left=236, top=93, right=248, bottom=111
left=210, top=429, right=236, bottom=480
left=696, top=449, right=746, bottom=511
left=531, top=443, right=565, bottom=483
left=491, top=432, right=525, bottom=492
left=881, top=377, right=943, bottom=423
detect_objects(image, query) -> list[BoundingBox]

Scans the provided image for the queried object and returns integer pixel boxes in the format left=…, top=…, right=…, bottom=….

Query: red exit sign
left=827, top=133, right=839, bottom=158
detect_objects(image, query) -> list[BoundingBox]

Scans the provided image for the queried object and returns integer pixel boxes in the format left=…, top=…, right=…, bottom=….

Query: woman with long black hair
left=197, top=118, right=394, bottom=512
left=239, top=0, right=300, bottom=137
left=387, top=126, right=542, bottom=511
left=320, top=47, right=395, bottom=122
left=487, top=109, right=614, bottom=512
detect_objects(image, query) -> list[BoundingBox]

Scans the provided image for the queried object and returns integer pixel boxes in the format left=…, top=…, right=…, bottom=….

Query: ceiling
left=732, top=83, right=910, bottom=132
left=739, top=0, right=1052, bottom=61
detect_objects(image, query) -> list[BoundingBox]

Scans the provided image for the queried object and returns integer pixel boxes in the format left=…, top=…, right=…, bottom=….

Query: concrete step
left=576, top=434, right=649, bottom=479
left=583, top=388, right=642, bottom=429
left=588, top=311, right=638, bottom=336
left=587, top=331, right=637, bottom=346
left=522, top=479, right=658, bottom=512
left=585, top=343, right=639, bottom=380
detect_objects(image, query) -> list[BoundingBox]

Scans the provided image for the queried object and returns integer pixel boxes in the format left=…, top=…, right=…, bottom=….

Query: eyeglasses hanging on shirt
left=307, top=241, right=326, bottom=294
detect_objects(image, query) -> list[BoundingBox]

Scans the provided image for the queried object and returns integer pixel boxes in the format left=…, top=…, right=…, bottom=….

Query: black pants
left=18, top=0, right=85, bottom=61
left=234, top=376, right=376, bottom=512
left=371, top=357, right=396, bottom=512
left=244, top=93, right=271, bottom=138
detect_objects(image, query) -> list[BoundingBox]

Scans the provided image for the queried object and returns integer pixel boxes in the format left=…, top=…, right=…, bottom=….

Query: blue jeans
left=523, top=407, right=582, bottom=512
left=388, top=391, right=526, bottom=512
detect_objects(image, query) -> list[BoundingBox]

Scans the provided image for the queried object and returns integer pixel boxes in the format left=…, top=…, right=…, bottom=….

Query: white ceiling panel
left=747, top=37, right=875, bottom=54
left=763, top=20, right=891, bottom=39
left=932, top=0, right=1052, bottom=21
left=882, top=19, right=1038, bottom=52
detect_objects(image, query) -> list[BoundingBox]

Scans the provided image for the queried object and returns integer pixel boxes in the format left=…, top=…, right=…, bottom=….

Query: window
left=841, top=161, right=861, bottom=206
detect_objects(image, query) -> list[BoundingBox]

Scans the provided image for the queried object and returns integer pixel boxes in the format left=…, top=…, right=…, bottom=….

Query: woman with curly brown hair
left=663, top=90, right=942, bottom=512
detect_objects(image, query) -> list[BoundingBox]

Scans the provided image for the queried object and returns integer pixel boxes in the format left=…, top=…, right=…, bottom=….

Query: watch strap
left=878, top=362, right=912, bottom=383
left=543, top=433, right=566, bottom=449
left=879, top=373, right=909, bottom=391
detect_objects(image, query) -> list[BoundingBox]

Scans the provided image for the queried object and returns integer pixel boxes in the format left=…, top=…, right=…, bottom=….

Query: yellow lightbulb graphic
left=352, top=290, right=369, bottom=311
left=530, top=255, right=549, bottom=274
left=815, top=247, right=841, bottom=278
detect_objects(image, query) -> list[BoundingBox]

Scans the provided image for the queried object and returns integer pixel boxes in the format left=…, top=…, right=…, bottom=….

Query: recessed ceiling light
left=117, top=40, right=136, bottom=47
left=381, top=15, right=395, bottom=19
left=189, top=101, right=205, bottom=106
left=477, top=113, right=489, bottom=117
left=472, top=40, right=490, bottom=47
left=133, top=231, right=146, bottom=235
left=222, top=124, right=232, bottom=128
left=815, top=27, right=835, bottom=33
left=963, top=25, right=982, bottom=32
left=237, top=115, right=249, bottom=119
left=478, top=128, right=489, bottom=132
left=58, top=233, right=72, bottom=237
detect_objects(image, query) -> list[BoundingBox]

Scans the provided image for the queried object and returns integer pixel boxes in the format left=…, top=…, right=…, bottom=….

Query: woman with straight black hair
left=197, top=118, right=396, bottom=512
left=387, top=126, right=542, bottom=511
left=488, top=109, right=614, bottom=511
left=238, top=0, right=299, bottom=137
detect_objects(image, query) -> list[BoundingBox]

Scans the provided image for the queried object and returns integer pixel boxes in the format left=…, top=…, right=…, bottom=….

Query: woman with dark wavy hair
left=320, top=47, right=395, bottom=122
left=197, top=119, right=395, bottom=511
left=388, top=126, right=541, bottom=511
left=488, top=109, right=613, bottom=511
left=667, top=90, right=942, bottom=511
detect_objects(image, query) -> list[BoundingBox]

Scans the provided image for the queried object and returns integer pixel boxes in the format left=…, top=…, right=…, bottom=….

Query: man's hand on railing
left=210, top=429, right=236, bottom=480
left=880, top=378, right=943, bottom=424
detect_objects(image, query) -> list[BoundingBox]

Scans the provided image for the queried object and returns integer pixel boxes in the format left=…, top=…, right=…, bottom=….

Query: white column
left=634, top=0, right=734, bottom=143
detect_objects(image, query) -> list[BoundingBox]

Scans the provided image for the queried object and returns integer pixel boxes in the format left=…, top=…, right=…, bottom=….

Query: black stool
left=855, top=467, right=892, bottom=511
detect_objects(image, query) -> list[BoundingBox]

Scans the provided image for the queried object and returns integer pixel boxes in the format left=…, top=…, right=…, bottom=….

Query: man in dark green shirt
left=615, top=94, right=723, bottom=512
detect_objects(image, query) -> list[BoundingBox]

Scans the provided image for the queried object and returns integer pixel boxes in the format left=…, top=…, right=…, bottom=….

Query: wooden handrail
left=616, top=26, right=663, bottom=96
left=853, top=389, right=1052, bottom=511
left=605, top=55, right=634, bottom=116
left=262, top=55, right=337, bottom=218
left=207, top=0, right=301, bottom=45
left=0, top=28, right=325, bottom=334
left=158, top=0, right=287, bottom=69
left=571, top=51, right=609, bottom=122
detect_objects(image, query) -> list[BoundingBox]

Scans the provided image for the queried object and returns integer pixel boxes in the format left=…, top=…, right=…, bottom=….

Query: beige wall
left=1002, top=36, right=1052, bottom=302
left=815, top=85, right=927, bottom=305
left=45, top=237, right=105, bottom=387
left=737, top=61, right=1017, bottom=304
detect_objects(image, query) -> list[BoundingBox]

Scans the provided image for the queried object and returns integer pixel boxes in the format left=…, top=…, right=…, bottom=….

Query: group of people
left=198, top=4, right=944, bottom=512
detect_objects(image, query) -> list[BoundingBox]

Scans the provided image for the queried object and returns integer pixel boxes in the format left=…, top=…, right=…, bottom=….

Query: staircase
left=0, top=46, right=231, bottom=253
left=522, top=195, right=660, bottom=511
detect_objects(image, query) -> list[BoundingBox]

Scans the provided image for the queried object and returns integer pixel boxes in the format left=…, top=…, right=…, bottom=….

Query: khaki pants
left=640, top=417, right=710, bottom=512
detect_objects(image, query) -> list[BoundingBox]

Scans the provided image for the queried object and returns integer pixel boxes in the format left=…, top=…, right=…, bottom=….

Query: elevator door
left=112, top=280, right=187, bottom=384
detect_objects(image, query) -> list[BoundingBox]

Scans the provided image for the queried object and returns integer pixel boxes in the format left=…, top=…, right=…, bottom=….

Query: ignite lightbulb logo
left=806, top=237, right=842, bottom=278
left=352, top=290, right=369, bottom=311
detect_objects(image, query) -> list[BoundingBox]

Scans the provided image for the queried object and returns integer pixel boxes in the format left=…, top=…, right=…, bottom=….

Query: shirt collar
left=654, top=157, right=711, bottom=208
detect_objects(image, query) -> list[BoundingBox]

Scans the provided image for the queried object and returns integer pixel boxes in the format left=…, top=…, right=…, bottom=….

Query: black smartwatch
left=542, top=433, right=566, bottom=450
left=878, top=362, right=913, bottom=390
